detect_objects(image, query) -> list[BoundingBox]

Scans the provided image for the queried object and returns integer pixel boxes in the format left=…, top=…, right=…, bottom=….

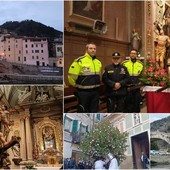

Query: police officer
left=68, top=42, right=102, bottom=113
left=102, top=52, right=129, bottom=113
left=122, top=49, right=143, bottom=112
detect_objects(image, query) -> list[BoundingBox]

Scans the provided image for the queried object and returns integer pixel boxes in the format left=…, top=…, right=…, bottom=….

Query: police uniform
left=122, top=58, right=143, bottom=112
left=68, top=52, right=102, bottom=113
left=102, top=52, right=129, bottom=113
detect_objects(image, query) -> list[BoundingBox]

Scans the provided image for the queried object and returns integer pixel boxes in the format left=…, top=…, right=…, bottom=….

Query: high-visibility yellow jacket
left=68, top=52, right=102, bottom=89
left=122, top=59, right=143, bottom=84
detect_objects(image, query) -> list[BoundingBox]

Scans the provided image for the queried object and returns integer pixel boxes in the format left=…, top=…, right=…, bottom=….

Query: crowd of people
left=63, top=158, right=92, bottom=169
left=68, top=42, right=143, bottom=113
left=63, top=153, right=119, bottom=169
left=63, top=152, right=149, bottom=169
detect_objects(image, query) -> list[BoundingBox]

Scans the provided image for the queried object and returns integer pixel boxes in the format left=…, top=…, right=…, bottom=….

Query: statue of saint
left=12, top=143, right=20, bottom=158
left=155, top=28, right=170, bottom=68
left=131, top=29, right=141, bottom=51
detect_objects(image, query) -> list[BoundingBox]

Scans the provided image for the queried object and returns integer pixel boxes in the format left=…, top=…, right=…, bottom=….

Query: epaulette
left=95, top=58, right=101, bottom=62
left=74, top=56, right=85, bottom=62
left=137, top=60, right=143, bottom=65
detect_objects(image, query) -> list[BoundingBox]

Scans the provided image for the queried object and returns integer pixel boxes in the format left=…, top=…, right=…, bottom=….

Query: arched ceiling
left=0, top=85, right=63, bottom=109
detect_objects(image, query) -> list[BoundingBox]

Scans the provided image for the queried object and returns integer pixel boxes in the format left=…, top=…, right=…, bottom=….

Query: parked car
left=150, top=150, right=159, bottom=155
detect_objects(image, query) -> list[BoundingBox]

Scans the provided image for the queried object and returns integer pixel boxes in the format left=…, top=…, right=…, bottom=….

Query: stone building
left=63, top=113, right=105, bottom=163
left=105, top=113, right=150, bottom=169
left=0, top=34, right=49, bottom=66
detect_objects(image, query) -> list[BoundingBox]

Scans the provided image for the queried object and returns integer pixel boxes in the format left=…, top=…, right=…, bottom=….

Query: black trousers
left=125, top=89, right=141, bottom=113
left=76, top=88, right=99, bottom=113
left=107, top=95, right=126, bottom=113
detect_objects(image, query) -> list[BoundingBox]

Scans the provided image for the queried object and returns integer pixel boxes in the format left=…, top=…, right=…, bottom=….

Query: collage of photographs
left=0, top=0, right=170, bottom=170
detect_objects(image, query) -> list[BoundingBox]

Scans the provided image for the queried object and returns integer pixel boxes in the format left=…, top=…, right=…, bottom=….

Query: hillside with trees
left=0, top=20, right=62, bottom=38
left=151, top=115, right=170, bottom=133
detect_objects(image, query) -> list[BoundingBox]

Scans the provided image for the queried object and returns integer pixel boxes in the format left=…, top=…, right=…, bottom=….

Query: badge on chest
left=120, top=68, right=126, bottom=74
left=83, top=67, right=90, bottom=72
left=108, top=70, right=114, bottom=73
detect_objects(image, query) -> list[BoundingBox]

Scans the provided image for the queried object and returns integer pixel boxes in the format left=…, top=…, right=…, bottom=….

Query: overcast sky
left=150, top=114, right=170, bottom=123
left=0, top=0, right=63, bottom=32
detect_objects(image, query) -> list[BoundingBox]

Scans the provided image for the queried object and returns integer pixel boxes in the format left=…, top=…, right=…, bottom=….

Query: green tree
left=80, top=119, right=128, bottom=164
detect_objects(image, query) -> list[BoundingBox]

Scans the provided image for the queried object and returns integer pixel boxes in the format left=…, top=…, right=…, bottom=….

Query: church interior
left=64, top=0, right=170, bottom=113
left=0, top=85, right=63, bottom=169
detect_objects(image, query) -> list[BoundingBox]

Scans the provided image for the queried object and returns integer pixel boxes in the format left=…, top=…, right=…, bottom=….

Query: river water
left=151, top=155, right=170, bottom=169
left=151, top=164, right=170, bottom=169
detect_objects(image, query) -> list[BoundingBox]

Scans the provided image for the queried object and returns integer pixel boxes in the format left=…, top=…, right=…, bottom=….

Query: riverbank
left=151, top=155, right=170, bottom=169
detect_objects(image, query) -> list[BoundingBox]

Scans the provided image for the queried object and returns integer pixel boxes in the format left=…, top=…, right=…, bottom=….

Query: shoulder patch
left=75, top=56, right=85, bottom=62
left=137, top=60, right=143, bottom=65
left=95, top=58, right=101, bottom=63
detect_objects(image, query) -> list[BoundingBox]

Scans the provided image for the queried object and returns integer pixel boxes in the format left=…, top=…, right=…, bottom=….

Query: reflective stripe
left=129, top=74, right=139, bottom=76
left=68, top=72, right=100, bottom=76
left=76, top=84, right=100, bottom=89
left=80, top=72, right=100, bottom=76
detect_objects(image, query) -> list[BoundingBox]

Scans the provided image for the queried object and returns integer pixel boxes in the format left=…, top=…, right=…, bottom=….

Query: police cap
left=112, top=52, right=121, bottom=58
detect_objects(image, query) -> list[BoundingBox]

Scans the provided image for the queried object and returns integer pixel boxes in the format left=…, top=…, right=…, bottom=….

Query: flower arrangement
left=140, top=52, right=170, bottom=87
left=43, top=148, right=61, bottom=156
left=20, top=161, right=37, bottom=170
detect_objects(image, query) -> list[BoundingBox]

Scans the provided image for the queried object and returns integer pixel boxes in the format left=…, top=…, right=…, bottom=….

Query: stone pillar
left=144, top=1, right=154, bottom=57
left=20, top=116, right=26, bottom=161
left=25, top=109, right=33, bottom=160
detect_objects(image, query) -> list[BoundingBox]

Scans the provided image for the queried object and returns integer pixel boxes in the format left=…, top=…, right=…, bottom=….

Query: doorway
left=131, top=131, right=149, bottom=169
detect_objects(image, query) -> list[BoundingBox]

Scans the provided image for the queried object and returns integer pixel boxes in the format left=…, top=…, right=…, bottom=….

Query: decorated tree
left=80, top=119, right=128, bottom=164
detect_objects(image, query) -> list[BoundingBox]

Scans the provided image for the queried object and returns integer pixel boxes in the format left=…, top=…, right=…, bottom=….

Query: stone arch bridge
left=151, top=131, right=170, bottom=144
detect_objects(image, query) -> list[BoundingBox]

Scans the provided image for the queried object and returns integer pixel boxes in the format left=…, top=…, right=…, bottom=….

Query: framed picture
left=71, top=1, right=103, bottom=21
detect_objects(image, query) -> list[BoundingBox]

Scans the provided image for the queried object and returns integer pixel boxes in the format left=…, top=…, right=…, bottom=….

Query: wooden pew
left=64, top=84, right=107, bottom=113
left=64, top=86, right=78, bottom=113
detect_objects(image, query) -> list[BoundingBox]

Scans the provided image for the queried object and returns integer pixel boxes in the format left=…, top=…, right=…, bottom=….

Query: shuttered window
left=72, top=120, right=78, bottom=132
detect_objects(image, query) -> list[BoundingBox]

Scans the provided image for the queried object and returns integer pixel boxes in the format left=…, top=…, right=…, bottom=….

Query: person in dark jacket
left=70, top=157, right=76, bottom=169
left=102, top=52, right=129, bottom=113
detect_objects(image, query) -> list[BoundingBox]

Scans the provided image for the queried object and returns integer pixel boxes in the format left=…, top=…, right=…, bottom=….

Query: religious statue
left=0, top=103, right=20, bottom=169
left=134, top=113, right=141, bottom=125
left=17, top=86, right=31, bottom=102
left=153, top=20, right=162, bottom=37
left=42, top=127, right=54, bottom=141
left=0, top=105, right=12, bottom=139
left=0, top=105, right=10, bottom=128
left=155, top=28, right=170, bottom=68
left=35, top=87, right=50, bottom=102
left=11, top=142, right=20, bottom=158
left=163, top=15, right=170, bottom=58
left=131, top=29, right=141, bottom=51
left=0, top=134, right=21, bottom=168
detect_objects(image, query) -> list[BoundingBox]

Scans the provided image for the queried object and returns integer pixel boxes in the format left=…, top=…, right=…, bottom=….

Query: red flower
left=148, top=66, right=155, bottom=72
left=154, top=71, right=159, bottom=78
left=160, top=81, right=166, bottom=87
left=152, top=82, right=157, bottom=86
left=149, top=58, right=156, bottom=64
left=160, top=69, right=167, bottom=77
left=140, top=54, right=170, bottom=88
left=156, top=65, right=160, bottom=69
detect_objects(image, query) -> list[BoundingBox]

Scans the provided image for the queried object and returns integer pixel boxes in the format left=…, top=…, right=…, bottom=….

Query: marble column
left=20, top=116, right=26, bottom=160
left=25, top=109, right=33, bottom=160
